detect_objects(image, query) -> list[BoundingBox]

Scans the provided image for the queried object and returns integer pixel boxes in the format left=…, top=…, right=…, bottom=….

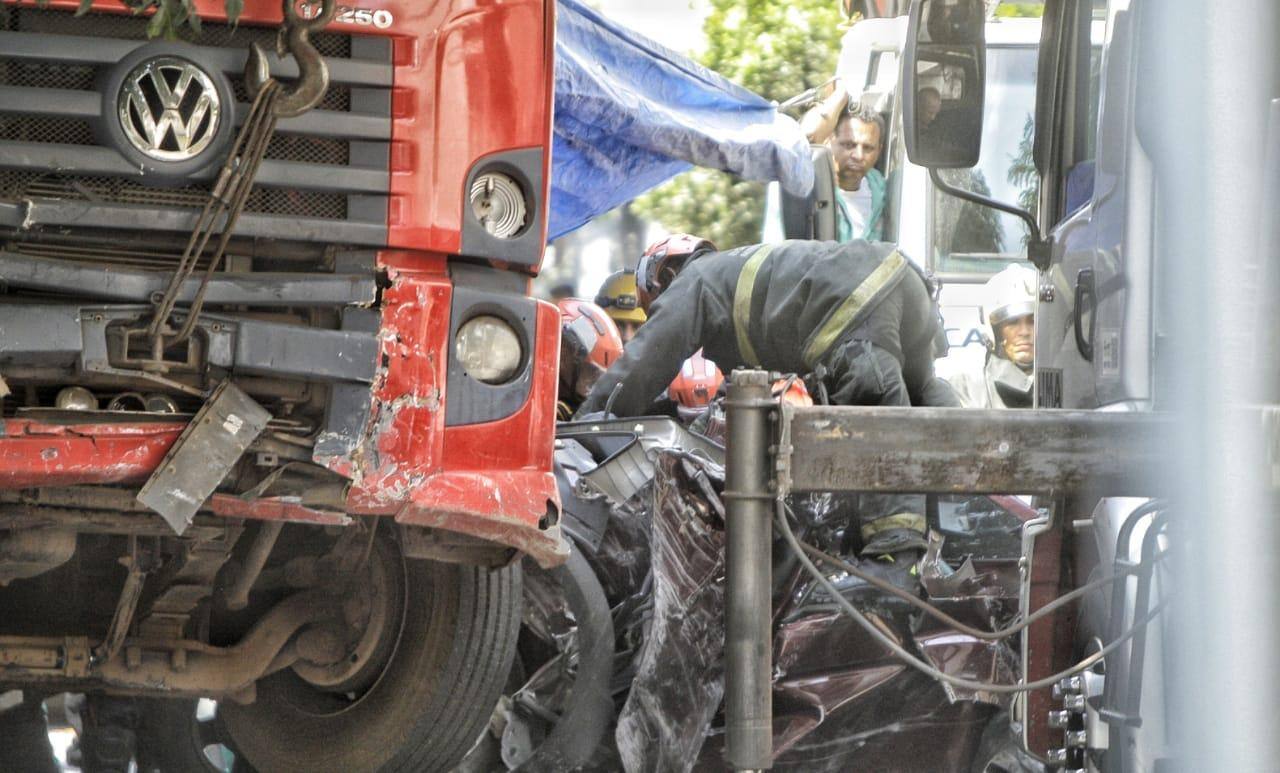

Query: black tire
left=0, top=697, right=59, bottom=773
left=78, top=695, right=138, bottom=773
left=134, top=698, right=247, bottom=773
left=518, top=547, right=615, bottom=772
left=220, top=551, right=521, bottom=773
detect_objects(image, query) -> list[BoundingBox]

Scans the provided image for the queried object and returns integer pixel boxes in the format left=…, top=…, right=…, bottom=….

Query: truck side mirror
left=902, top=0, right=986, bottom=168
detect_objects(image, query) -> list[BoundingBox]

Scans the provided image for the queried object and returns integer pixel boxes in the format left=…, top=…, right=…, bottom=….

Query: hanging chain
left=146, top=81, right=282, bottom=352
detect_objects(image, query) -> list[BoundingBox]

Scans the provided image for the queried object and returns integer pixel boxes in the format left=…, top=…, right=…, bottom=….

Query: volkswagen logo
left=117, top=56, right=221, bottom=162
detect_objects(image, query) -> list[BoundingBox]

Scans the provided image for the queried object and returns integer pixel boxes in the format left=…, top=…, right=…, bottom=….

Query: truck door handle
left=1074, top=267, right=1095, bottom=361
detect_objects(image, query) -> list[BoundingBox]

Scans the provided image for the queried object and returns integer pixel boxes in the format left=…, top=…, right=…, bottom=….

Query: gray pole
left=1150, top=1, right=1280, bottom=769
left=723, top=369, right=774, bottom=771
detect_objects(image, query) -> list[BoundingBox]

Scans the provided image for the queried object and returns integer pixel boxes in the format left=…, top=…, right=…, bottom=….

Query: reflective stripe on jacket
left=579, top=240, right=935, bottom=417
left=732, top=244, right=908, bottom=369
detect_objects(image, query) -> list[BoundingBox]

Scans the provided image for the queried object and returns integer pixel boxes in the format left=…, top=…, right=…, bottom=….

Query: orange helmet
left=669, top=351, right=724, bottom=409
left=635, top=233, right=717, bottom=311
left=772, top=377, right=814, bottom=407
left=558, top=298, right=623, bottom=371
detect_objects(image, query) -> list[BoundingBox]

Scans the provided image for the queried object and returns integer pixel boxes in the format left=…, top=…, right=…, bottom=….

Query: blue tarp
left=549, top=0, right=814, bottom=240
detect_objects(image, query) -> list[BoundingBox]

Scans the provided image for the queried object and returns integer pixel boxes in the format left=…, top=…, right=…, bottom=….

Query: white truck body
left=838, top=17, right=1047, bottom=381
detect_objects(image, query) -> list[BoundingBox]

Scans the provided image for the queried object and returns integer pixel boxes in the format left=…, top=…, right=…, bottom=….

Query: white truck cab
left=896, top=0, right=1278, bottom=769
left=770, top=15, right=1098, bottom=381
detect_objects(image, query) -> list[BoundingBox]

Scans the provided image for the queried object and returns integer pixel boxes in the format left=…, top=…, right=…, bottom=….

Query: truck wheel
left=220, top=540, right=522, bottom=773
left=134, top=698, right=246, bottom=773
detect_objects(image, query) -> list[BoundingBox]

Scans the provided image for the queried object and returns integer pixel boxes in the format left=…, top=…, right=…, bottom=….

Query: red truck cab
left=0, top=1, right=563, bottom=768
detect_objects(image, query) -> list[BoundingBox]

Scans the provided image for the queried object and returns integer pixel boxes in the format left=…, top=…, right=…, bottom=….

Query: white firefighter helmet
left=983, top=264, right=1037, bottom=328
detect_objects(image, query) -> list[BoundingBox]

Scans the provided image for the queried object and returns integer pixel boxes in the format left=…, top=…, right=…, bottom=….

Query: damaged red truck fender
left=336, top=256, right=567, bottom=567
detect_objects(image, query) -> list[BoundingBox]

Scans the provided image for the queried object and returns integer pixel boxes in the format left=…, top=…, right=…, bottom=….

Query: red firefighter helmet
left=772, top=377, right=814, bottom=407
left=669, top=351, right=724, bottom=409
left=558, top=299, right=623, bottom=371
left=635, top=233, right=717, bottom=311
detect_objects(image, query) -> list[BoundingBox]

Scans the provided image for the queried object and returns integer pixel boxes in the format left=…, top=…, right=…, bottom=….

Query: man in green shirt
left=800, top=85, right=887, bottom=241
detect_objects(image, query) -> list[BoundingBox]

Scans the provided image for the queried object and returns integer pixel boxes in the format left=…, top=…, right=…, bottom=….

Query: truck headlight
left=455, top=315, right=523, bottom=384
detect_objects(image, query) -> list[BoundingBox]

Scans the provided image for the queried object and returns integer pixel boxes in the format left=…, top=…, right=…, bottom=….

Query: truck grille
left=1, top=172, right=347, bottom=221
left=0, top=117, right=97, bottom=146
left=0, top=6, right=392, bottom=247
left=7, top=6, right=353, bottom=57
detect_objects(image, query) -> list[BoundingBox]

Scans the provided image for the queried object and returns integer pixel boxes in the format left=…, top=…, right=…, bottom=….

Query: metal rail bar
left=723, top=371, right=775, bottom=771
left=779, top=403, right=1171, bottom=495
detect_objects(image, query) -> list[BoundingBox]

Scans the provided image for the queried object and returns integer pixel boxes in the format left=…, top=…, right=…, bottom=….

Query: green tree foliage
left=699, top=0, right=845, bottom=103
left=933, top=168, right=1004, bottom=258
left=993, top=2, right=1045, bottom=18
left=632, top=0, right=846, bottom=249
left=1008, top=113, right=1040, bottom=218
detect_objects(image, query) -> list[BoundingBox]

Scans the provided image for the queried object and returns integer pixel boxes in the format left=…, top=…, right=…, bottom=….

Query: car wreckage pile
left=462, top=392, right=1048, bottom=773
left=0, top=0, right=1193, bottom=767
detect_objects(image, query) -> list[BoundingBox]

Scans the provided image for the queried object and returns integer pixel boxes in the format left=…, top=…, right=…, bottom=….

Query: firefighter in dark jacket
left=579, top=235, right=959, bottom=563
left=556, top=298, right=624, bottom=421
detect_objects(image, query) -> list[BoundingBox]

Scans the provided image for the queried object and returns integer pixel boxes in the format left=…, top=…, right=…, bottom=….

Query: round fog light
left=456, top=315, right=523, bottom=384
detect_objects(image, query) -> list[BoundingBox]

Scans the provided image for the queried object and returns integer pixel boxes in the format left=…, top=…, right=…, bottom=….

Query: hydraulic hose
left=795, top=535, right=1159, bottom=642
left=774, top=499, right=1167, bottom=695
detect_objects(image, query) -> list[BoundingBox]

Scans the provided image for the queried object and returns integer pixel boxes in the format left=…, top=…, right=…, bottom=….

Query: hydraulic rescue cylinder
left=723, top=369, right=775, bottom=771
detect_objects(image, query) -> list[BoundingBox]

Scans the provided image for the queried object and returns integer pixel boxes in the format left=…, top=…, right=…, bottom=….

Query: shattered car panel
left=530, top=427, right=1040, bottom=772
left=616, top=452, right=729, bottom=772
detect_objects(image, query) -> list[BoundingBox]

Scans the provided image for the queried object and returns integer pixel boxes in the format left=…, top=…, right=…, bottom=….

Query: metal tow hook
left=244, top=0, right=337, bottom=118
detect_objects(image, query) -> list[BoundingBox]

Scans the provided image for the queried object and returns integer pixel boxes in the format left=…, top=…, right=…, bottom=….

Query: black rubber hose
left=519, top=546, right=616, bottom=772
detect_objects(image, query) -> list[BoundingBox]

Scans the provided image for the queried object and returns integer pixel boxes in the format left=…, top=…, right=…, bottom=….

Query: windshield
left=931, top=44, right=1039, bottom=274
